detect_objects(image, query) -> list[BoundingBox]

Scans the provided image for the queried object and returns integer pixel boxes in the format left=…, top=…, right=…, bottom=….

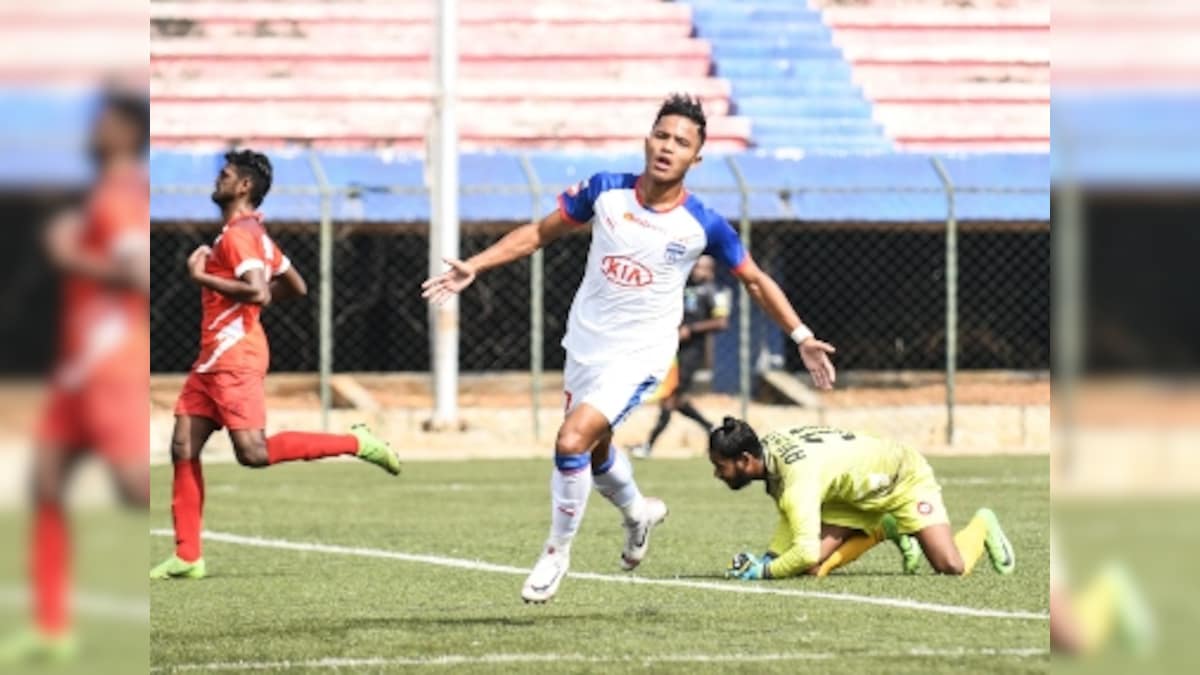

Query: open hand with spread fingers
left=798, top=338, right=837, bottom=390
left=421, top=257, right=477, bottom=305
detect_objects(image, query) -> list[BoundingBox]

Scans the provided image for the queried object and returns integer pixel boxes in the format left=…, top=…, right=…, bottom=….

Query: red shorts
left=173, top=371, right=266, bottom=431
left=37, top=380, right=148, bottom=465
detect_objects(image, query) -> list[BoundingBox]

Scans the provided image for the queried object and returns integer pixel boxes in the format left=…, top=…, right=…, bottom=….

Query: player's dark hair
left=98, top=88, right=150, bottom=156
left=709, top=416, right=761, bottom=459
left=224, top=149, right=273, bottom=207
left=654, top=93, right=707, bottom=145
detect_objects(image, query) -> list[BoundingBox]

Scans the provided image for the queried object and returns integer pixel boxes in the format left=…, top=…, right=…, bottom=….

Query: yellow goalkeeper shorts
left=820, top=447, right=949, bottom=535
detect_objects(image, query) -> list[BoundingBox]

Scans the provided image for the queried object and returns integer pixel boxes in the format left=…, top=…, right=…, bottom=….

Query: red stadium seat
left=813, top=0, right=1049, bottom=150
left=150, top=0, right=748, bottom=150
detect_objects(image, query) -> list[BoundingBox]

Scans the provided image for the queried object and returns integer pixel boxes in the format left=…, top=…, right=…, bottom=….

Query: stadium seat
left=147, top=148, right=1049, bottom=223
left=150, top=0, right=751, bottom=151
left=810, top=0, right=1050, bottom=151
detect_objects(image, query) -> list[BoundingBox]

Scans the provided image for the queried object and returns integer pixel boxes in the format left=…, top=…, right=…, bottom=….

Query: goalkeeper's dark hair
left=655, top=93, right=706, bottom=145
left=709, top=416, right=762, bottom=459
left=224, top=149, right=273, bottom=207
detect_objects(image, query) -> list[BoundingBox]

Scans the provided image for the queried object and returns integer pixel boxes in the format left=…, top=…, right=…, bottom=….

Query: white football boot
left=620, top=497, right=668, bottom=571
left=521, top=543, right=570, bottom=604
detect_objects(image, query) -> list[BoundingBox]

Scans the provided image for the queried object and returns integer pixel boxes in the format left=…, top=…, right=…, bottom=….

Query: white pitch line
left=941, top=476, right=1049, bottom=486
left=151, top=647, right=1048, bottom=672
left=149, top=529, right=1047, bottom=621
left=0, top=586, right=148, bottom=622
left=336, top=476, right=1047, bottom=493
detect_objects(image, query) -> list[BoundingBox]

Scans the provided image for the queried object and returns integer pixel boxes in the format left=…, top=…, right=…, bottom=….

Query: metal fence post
left=308, top=152, right=334, bottom=431
left=726, top=155, right=752, bottom=420
left=518, top=153, right=544, bottom=441
left=930, top=157, right=957, bottom=446
left=1054, top=139, right=1084, bottom=476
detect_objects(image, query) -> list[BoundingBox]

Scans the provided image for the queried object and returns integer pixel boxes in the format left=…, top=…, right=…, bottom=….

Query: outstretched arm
left=734, top=255, right=837, bottom=390
left=422, top=209, right=578, bottom=305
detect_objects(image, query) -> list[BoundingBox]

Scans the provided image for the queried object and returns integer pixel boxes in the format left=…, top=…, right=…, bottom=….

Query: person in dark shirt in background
left=631, top=254, right=731, bottom=459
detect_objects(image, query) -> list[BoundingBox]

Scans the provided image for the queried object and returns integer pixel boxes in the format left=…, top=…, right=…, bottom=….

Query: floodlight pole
left=429, top=0, right=460, bottom=427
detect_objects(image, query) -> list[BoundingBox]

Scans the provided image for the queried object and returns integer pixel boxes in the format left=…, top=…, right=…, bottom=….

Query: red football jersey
left=191, top=212, right=289, bottom=374
left=55, top=167, right=149, bottom=389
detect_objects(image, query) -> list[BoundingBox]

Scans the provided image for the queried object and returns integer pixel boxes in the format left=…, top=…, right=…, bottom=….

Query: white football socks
left=592, top=446, right=646, bottom=523
left=548, top=464, right=592, bottom=550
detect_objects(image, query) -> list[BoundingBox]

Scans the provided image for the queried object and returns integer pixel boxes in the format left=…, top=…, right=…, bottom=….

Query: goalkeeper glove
left=726, top=552, right=768, bottom=581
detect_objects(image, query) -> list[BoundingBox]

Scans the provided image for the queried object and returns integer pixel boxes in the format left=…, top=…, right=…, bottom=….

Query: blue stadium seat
left=730, top=80, right=863, bottom=99
left=694, top=23, right=831, bottom=40
left=710, top=43, right=844, bottom=61
left=145, top=149, right=1050, bottom=223
left=460, top=152, right=533, bottom=222
left=931, top=153, right=1049, bottom=189
left=685, top=0, right=890, bottom=152
left=526, top=152, right=643, bottom=214
left=736, top=98, right=873, bottom=119
left=315, top=152, right=427, bottom=222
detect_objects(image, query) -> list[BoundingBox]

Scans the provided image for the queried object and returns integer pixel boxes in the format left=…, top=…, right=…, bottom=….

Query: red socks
left=31, top=503, right=68, bottom=637
left=265, top=432, right=358, bottom=465
left=168, top=434, right=356, bottom=565
left=172, top=459, right=204, bottom=562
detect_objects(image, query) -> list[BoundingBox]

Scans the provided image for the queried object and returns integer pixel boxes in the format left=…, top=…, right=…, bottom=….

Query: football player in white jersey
left=423, top=94, right=836, bottom=603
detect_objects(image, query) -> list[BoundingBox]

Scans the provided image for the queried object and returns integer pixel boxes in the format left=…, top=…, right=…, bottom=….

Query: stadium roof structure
left=148, top=150, right=1049, bottom=223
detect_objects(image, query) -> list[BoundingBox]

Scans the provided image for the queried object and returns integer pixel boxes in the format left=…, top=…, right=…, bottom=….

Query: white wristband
left=789, top=324, right=814, bottom=345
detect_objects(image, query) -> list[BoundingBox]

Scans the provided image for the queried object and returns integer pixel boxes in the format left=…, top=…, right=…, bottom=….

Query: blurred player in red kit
left=149, top=149, right=400, bottom=581
left=0, top=90, right=150, bottom=664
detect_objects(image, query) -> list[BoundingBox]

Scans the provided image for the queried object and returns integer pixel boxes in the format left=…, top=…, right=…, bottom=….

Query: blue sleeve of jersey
left=557, top=172, right=628, bottom=226
left=700, top=209, right=749, bottom=273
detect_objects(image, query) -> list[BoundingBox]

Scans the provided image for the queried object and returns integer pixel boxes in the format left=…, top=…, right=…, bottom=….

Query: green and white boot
left=976, top=508, right=1016, bottom=575
left=351, top=423, right=401, bottom=476
left=149, top=555, right=207, bottom=580
left=0, top=629, right=77, bottom=665
left=881, top=513, right=923, bottom=575
left=1106, top=563, right=1156, bottom=656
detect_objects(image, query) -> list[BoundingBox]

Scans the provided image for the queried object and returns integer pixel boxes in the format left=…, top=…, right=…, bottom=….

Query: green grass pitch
left=150, top=456, right=1049, bottom=674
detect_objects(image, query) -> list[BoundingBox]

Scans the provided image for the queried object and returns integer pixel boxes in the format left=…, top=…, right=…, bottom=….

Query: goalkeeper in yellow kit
left=708, top=417, right=1015, bottom=579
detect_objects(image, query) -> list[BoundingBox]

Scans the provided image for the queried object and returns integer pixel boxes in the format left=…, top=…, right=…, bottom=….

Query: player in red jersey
left=0, top=90, right=151, bottom=664
left=149, top=149, right=400, bottom=581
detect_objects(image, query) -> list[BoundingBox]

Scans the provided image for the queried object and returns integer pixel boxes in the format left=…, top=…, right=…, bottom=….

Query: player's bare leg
left=591, top=437, right=668, bottom=571
left=226, top=425, right=398, bottom=474
left=802, top=523, right=858, bottom=575
left=522, top=405, right=610, bottom=603
left=1051, top=584, right=1087, bottom=654
left=914, top=524, right=966, bottom=575
left=110, top=460, right=149, bottom=508
left=151, top=415, right=216, bottom=580
left=803, top=518, right=917, bottom=577
left=916, top=509, right=1014, bottom=576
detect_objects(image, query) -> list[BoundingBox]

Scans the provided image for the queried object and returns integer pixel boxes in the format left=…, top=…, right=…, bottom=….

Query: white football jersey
left=557, top=172, right=748, bottom=367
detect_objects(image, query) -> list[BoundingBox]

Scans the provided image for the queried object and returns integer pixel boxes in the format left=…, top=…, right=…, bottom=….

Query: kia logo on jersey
left=601, top=255, right=654, bottom=287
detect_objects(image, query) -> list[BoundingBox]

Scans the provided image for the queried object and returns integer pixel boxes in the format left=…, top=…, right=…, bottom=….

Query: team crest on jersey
left=601, top=255, right=653, bottom=287
left=664, top=241, right=688, bottom=263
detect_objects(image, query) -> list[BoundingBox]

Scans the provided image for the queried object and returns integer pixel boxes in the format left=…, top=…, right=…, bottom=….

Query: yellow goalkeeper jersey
left=761, top=425, right=915, bottom=579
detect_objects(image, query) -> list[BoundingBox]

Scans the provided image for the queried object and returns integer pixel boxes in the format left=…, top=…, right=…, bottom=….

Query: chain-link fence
left=151, top=155, right=1049, bottom=449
